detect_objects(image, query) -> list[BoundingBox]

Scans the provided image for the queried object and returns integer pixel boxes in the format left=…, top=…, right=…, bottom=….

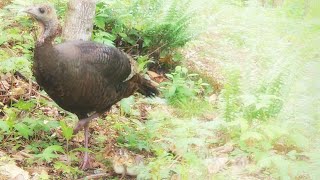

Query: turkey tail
left=137, top=75, right=159, bottom=97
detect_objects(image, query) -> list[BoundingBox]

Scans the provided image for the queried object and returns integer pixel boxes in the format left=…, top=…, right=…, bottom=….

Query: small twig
left=13, top=72, right=50, bottom=101
left=31, top=89, right=51, bottom=101
left=10, top=75, right=14, bottom=105
left=168, top=155, right=182, bottom=169
left=77, top=173, right=111, bottom=180
left=120, top=164, right=127, bottom=180
left=0, top=94, right=11, bottom=97
left=0, top=81, right=8, bottom=90
left=125, top=44, right=138, bottom=55
left=14, top=71, right=28, bottom=82
left=3, top=131, right=14, bottom=142
left=14, top=71, right=38, bottom=87
left=10, top=97, right=18, bottom=103
left=3, top=43, right=17, bottom=57
left=28, top=78, right=32, bottom=99
left=19, top=151, right=33, bottom=158
left=29, top=105, right=41, bottom=114
left=146, top=43, right=167, bottom=57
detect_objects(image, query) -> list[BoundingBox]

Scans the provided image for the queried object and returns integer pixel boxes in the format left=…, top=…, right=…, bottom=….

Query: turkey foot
left=80, top=152, right=92, bottom=170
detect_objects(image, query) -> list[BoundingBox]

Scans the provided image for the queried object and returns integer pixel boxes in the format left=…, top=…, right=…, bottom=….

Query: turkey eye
left=39, top=7, right=45, bottom=14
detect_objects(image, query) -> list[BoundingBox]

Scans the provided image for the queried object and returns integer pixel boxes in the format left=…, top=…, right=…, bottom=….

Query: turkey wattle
left=24, top=4, right=158, bottom=169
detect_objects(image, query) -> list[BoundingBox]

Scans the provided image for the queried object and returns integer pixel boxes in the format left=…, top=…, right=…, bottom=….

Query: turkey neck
left=34, top=19, right=60, bottom=80
left=36, top=19, right=60, bottom=47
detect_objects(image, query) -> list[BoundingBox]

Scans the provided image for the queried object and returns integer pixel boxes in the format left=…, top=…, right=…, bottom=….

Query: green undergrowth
left=160, top=65, right=215, bottom=117
left=93, top=0, right=205, bottom=65
left=0, top=0, right=214, bottom=178
left=196, top=0, right=320, bottom=179
left=0, top=0, right=319, bottom=179
left=0, top=99, right=84, bottom=178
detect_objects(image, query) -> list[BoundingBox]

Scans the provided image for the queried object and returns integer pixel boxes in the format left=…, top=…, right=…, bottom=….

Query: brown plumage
left=24, top=4, right=158, bottom=169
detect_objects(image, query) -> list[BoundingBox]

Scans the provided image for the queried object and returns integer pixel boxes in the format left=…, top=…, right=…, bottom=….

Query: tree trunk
left=62, top=0, right=97, bottom=41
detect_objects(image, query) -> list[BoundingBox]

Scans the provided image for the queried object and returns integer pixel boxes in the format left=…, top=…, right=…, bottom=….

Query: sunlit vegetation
left=0, top=0, right=319, bottom=179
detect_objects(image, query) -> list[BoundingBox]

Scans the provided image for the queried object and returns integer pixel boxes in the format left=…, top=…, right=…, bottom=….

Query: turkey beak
left=22, top=7, right=35, bottom=16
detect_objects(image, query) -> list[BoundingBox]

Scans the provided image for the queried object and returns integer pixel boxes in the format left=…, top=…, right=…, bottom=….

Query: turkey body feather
left=34, top=41, right=151, bottom=116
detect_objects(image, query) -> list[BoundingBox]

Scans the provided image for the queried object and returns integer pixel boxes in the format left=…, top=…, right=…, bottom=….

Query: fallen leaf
left=0, top=163, right=29, bottom=180
left=214, top=143, right=234, bottom=154
left=0, top=80, right=10, bottom=90
left=0, top=151, right=6, bottom=157
left=205, top=157, right=229, bottom=174
left=147, top=71, right=160, bottom=78
left=10, top=87, right=25, bottom=96
left=208, top=94, right=218, bottom=104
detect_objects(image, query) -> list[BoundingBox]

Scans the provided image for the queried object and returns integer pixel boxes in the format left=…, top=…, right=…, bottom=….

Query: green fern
left=94, top=0, right=195, bottom=60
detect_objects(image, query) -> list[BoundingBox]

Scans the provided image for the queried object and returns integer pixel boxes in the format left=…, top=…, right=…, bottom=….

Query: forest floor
left=1, top=1, right=319, bottom=180
left=0, top=17, right=263, bottom=180
left=0, top=19, right=259, bottom=180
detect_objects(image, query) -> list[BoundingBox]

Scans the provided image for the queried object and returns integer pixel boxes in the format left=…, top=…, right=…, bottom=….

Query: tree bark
left=62, top=0, right=97, bottom=41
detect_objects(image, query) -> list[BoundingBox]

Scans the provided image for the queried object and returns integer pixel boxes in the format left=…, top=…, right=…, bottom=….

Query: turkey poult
left=23, top=4, right=159, bottom=169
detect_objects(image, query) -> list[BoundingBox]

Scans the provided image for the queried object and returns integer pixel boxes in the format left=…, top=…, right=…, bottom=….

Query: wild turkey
left=23, top=4, right=159, bottom=169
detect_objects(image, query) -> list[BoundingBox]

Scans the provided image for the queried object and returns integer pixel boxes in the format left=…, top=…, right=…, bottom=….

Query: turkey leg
left=73, top=112, right=99, bottom=135
left=73, top=112, right=100, bottom=170
left=80, top=121, right=91, bottom=170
